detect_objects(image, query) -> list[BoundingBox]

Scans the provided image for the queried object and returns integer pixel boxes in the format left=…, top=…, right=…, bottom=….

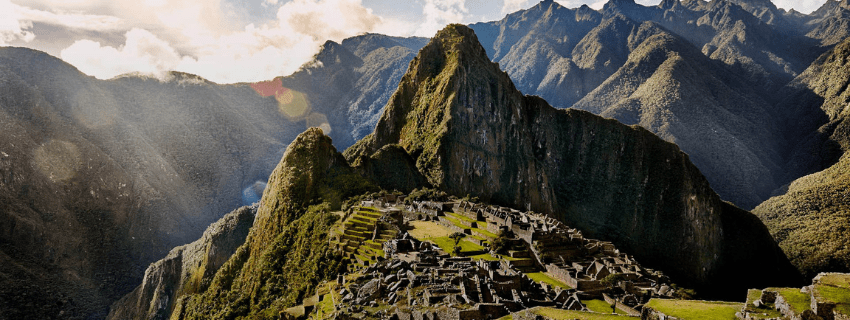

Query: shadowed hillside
left=0, top=34, right=423, bottom=318
left=754, top=36, right=850, bottom=278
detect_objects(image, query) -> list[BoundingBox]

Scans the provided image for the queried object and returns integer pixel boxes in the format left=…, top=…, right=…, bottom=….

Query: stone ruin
left=320, top=194, right=683, bottom=319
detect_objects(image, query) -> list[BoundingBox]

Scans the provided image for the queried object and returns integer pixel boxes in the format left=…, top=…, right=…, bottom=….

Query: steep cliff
left=106, top=205, right=256, bottom=320
left=346, top=24, right=799, bottom=297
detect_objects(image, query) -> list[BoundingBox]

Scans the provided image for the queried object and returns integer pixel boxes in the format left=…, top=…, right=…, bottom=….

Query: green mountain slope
left=754, top=36, right=850, bottom=278
left=172, top=128, right=376, bottom=319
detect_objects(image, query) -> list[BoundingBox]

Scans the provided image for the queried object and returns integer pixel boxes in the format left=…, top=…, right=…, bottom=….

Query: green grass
left=819, top=274, right=850, bottom=289
left=743, top=289, right=782, bottom=319
left=645, top=299, right=742, bottom=320
left=526, top=272, right=572, bottom=289
left=429, top=236, right=486, bottom=255
left=473, top=227, right=498, bottom=239
left=815, top=273, right=850, bottom=313
left=814, top=280, right=850, bottom=315
left=776, top=288, right=811, bottom=313
left=470, top=253, right=500, bottom=261
left=581, top=300, right=628, bottom=315
left=532, top=307, right=633, bottom=319
left=441, top=215, right=498, bottom=238
left=446, top=212, right=478, bottom=224
left=310, top=290, right=337, bottom=320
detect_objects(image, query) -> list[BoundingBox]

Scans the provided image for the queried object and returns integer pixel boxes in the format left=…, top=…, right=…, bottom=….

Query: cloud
left=416, top=0, right=468, bottom=37
left=60, top=28, right=181, bottom=79
left=502, top=0, right=531, bottom=14
left=16, top=5, right=124, bottom=31
left=52, top=0, right=411, bottom=83
left=773, top=0, right=824, bottom=14
left=0, top=0, right=35, bottom=45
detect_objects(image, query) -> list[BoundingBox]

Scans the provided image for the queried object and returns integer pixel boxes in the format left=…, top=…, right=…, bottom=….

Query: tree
left=449, top=232, right=466, bottom=256
left=600, top=273, right=625, bottom=288
left=491, top=229, right=514, bottom=255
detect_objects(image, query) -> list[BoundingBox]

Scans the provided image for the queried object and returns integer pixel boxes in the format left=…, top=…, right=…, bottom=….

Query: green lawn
left=446, top=212, right=478, bottom=224
left=814, top=278, right=850, bottom=315
left=581, top=299, right=628, bottom=315
left=532, top=307, right=633, bottom=319
left=430, top=236, right=486, bottom=255
left=776, top=288, right=811, bottom=314
left=470, top=253, right=500, bottom=261
left=645, top=299, right=742, bottom=320
left=442, top=215, right=497, bottom=238
left=526, top=272, right=572, bottom=289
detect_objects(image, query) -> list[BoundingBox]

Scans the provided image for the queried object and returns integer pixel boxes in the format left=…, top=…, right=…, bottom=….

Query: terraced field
left=336, top=207, right=397, bottom=267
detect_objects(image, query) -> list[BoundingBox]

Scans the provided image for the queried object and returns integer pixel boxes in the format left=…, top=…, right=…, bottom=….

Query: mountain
left=169, top=128, right=376, bottom=319
left=345, top=24, right=800, bottom=297
left=753, top=36, right=850, bottom=278
left=106, top=205, right=256, bottom=320
left=464, top=0, right=833, bottom=210
left=0, top=34, right=422, bottom=318
left=0, top=47, right=291, bottom=318
left=278, top=35, right=428, bottom=147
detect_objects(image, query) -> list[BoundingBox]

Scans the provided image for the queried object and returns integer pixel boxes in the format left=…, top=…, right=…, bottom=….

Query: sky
left=0, top=0, right=833, bottom=84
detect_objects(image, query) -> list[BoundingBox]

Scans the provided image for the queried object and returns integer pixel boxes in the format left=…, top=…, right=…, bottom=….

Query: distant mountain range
left=2, top=0, right=850, bottom=318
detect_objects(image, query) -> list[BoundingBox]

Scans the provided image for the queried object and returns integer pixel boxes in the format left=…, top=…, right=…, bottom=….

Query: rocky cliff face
left=106, top=205, right=255, bottom=320
left=346, top=24, right=800, bottom=297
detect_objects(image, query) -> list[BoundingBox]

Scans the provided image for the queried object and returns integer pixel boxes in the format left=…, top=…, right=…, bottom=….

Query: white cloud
left=416, top=0, right=468, bottom=37
left=60, top=28, right=181, bottom=79
left=52, top=0, right=411, bottom=83
left=16, top=6, right=124, bottom=31
left=502, top=0, right=531, bottom=14
left=0, top=0, right=35, bottom=45
left=773, top=0, right=824, bottom=14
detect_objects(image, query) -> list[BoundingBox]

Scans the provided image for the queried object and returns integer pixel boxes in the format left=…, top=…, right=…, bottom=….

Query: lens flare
left=250, top=78, right=310, bottom=119
left=306, top=112, right=332, bottom=134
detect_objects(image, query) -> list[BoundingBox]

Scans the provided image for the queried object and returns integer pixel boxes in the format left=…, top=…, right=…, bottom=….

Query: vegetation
left=599, top=274, right=625, bottom=288
left=171, top=129, right=381, bottom=319
left=531, top=307, right=632, bottom=319
left=645, top=299, right=742, bottom=320
left=743, top=289, right=782, bottom=319
left=753, top=155, right=850, bottom=278
left=775, top=288, right=812, bottom=314
left=490, top=230, right=514, bottom=255
left=405, top=187, right=449, bottom=203
left=525, top=272, right=571, bottom=289
left=449, top=232, right=467, bottom=256
left=581, top=299, right=627, bottom=315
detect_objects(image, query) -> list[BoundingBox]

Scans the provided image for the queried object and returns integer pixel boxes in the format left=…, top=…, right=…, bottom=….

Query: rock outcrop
left=346, top=24, right=800, bottom=297
left=106, top=206, right=256, bottom=320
